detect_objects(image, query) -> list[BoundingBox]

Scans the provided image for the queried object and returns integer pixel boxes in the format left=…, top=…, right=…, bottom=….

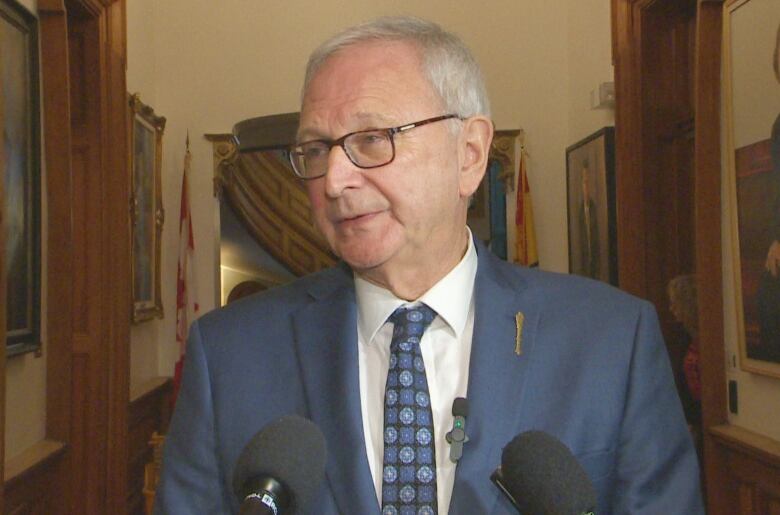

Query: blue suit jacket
left=155, top=241, right=704, bottom=514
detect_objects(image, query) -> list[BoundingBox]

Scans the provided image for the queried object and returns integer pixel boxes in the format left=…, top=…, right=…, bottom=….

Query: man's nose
left=324, top=145, right=363, bottom=197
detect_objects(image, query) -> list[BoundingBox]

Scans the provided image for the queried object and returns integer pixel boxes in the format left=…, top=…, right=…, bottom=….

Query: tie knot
left=389, top=304, right=437, bottom=336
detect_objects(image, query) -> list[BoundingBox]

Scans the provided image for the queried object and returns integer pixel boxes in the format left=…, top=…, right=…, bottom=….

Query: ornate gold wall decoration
left=207, top=134, right=336, bottom=277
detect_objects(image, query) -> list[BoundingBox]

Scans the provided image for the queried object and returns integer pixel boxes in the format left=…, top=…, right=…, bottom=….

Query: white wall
left=5, top=0, right=47, bottom=463
left=721, top=0, right=780, bottom=441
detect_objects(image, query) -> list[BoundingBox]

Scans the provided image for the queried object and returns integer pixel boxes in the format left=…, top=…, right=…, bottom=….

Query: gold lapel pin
left=515, top=312, right=525, bottom=356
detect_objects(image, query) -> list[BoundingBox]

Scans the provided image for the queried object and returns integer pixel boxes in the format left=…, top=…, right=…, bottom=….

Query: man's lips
left=333, top=210, right=382, bottom=226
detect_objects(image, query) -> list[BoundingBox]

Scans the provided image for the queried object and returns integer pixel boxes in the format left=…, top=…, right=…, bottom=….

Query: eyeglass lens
left=292, top=129, right=394, bottom=178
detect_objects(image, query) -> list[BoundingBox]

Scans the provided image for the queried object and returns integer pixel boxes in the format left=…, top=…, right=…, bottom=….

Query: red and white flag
left=173, top=137, right=199, bottom=403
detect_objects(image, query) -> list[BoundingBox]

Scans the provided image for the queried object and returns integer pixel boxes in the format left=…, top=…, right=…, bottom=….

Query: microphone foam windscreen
left=232, top=415, right=327, bottom=513
left=501, top=431, right=596, bottom=515
left=452, top=397, right=469, bottom=417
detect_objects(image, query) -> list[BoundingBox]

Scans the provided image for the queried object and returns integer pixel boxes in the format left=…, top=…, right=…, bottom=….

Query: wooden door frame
left=1, top=70, right=6, bottom=511
left=613, top=0, right=729, bottom=512
left=37, top=0, right=130, bottom=512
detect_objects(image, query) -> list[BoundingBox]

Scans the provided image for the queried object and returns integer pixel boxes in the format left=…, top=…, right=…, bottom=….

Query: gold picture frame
left=129, top=93, right=166, bottom=323
left=723, top=0, right=780, bottom=378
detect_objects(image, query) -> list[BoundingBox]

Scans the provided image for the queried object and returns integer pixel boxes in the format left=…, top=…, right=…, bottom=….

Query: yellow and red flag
left=514, top=150, right=538, bottom=267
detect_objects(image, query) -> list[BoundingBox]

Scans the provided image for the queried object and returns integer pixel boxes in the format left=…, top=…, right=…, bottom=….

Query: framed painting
left=723, top=0, right=780, bottom=378
left=2, top=0, right=41, bottom=356
left=129, top=93, right=165, bottom=323
left=566, top=127, right=617, bottom=285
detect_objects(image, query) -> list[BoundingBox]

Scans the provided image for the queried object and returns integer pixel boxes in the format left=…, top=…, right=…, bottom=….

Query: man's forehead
left=297, top=41, right=436, bottom=140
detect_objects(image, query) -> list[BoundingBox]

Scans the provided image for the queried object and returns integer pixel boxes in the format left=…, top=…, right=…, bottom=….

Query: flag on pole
left=514, top=148, right=539, bottom=267
left=173, top=135, right=199, bottom=404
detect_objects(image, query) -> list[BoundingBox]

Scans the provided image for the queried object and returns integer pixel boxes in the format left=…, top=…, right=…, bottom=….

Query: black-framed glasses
left=288, top=114, right=461, bottom=179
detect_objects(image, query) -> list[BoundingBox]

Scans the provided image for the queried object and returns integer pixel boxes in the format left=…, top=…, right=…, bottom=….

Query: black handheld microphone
left=445, top=397, right=469, bottom=463
left=232, top=415, right=327, bottom=515
left=491, top=430, right=596, bottom=515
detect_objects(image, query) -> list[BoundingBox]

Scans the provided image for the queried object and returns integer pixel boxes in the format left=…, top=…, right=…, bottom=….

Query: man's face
left=299, top=40, right=472, bottom=279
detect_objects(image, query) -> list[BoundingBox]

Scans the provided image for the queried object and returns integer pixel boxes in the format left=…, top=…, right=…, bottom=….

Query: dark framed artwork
left=566, top=127, right=617, bottom=285
left=129, top=93, right=165, bottom=323
left=723, top=0, right=780, bottom=378
left=2, top=0, right=41, bottom=356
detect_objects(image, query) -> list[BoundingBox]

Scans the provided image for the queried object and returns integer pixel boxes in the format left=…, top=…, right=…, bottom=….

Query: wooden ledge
left=710, top=424, right=780, bottom=468
left=4, top=439, right=67, bottom=485
left=130, top=376, right=172, bottom=404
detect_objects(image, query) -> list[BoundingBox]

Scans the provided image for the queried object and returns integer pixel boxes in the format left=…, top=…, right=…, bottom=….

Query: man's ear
left=457, top=116, right=494, bottom=198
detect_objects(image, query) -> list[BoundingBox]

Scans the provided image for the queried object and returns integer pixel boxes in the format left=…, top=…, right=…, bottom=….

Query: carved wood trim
left=37, top=1, right=130, bottom=513
left=37, top=0, right=65, bottom=13
left=38, top=4, right=75, bottom=513
left=490, top=129, right=523, bottom=190
left=0, top=44, right=5, bottom=508
left=692, top=1, right=732, bottom=513
left=209, top=135, right=337, bottom=277
left=615, top=2, right=731, bottom=510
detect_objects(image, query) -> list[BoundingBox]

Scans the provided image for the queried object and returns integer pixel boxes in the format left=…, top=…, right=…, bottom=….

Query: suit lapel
left=292, top=267, right=379, bottom=514
left=450, top=245, right=541, bottom=514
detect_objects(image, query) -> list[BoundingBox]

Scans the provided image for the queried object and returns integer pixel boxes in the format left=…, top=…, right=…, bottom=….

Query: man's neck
left=356, top=229, right=470, bottom=301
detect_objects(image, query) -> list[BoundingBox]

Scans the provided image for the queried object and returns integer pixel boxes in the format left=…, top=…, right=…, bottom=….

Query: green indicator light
left=455, top=421, right=462, bottom=428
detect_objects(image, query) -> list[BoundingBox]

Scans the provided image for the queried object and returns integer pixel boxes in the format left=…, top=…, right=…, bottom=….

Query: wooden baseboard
left=708, top=424, right=780, bottom=513
left=4, top=439, right=67, bottom=514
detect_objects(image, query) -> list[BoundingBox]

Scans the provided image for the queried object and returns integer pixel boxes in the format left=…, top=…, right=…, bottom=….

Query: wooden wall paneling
left=693, top=1, right=732, bottom=513
left=4, top=441, right=67, bottom=515
left=67, top=10, right=104, bottom=512
left=1, top=38, right=6, bottom=507
left=613, top=0, right=649, bottom=297
left=32, top=0, right=130, bottom=513
left=65, top=0, right=130, bottom=512
left=37, top=1, right=75, bottom=513
left=711, top=425, right=780, bottom=514
left=102, top=2, right=130, bottom=512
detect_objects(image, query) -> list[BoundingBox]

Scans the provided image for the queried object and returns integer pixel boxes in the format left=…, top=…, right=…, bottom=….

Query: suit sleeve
left=153, top=322, right=233, bottom=514
left=612, top=302, right=704, bottom=514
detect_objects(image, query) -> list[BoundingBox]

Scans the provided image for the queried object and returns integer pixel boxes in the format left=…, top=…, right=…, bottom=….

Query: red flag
left=173, top=138, right=199, bottom=404
left=514, top=149, right=539, bottom=267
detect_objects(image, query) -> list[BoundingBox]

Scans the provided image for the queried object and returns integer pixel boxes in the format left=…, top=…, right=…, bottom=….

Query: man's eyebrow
left=296, top=112, right=398, bottom=143
left=296, top=128, right=328, bottom=143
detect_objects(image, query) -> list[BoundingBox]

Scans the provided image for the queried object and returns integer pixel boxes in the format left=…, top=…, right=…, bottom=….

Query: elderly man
left=155, top=17, right=703, bottom=515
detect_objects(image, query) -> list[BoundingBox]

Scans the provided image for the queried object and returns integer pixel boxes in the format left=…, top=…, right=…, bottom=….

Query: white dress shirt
left=355, top=231, right=477, bottom=514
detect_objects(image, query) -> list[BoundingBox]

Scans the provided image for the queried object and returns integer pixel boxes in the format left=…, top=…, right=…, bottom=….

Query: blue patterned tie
left=381, top=304, right=438, bottom=515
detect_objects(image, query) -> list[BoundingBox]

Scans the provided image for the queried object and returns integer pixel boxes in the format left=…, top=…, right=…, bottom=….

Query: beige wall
left=567, top=0, right=615, bottom=144
left=127, top=0, right=162, bottom=391
left=5, top=0, right=47, bottom=463
left=126, top=0, right=616, bottom=380
left=722, top=0, right=780, bottom=441
left=129, top=0, right=780, bottom=445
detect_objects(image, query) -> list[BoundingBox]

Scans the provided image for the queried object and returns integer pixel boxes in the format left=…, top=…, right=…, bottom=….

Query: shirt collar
left=355, top=228, right=478, bottom=344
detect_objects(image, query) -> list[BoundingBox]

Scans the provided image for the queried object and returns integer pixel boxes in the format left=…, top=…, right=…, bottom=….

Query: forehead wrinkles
left=298, top=41, right=443, bottom=139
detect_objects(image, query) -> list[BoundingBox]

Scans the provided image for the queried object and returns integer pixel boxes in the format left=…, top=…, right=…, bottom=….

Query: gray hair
left=301, top=16, right=491, bottom=118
